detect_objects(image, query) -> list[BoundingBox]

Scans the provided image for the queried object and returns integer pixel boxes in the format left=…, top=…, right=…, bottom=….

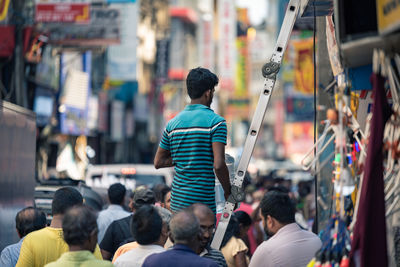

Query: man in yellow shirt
left=16, top=187, right=103, bottom=267
left=45, top=204, right=112, bottom=267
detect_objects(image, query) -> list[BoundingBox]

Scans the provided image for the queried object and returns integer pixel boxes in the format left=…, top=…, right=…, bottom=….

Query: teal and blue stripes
left=159, top=104, right=227, bottom=213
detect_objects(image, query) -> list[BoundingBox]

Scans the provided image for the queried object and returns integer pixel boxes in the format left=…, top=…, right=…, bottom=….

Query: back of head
left=235, top=210, right=252, bottom=227
left=16, top=207, right=47, bottom=237
left=108, top=183, right=126, bottom=205
left=260, top=191, right=295, bottom=224
left=131, top=205, right=162, bottom=245
left=186, top=67, right=219, bottom=99
left=170, top=209, right=200, bottom=244
left=62, top=205, right=97, bottom=246
left=153, top=184, right=170, bottom=203
left=189, top=203, right=214, bottom=222
left=52, top=187, right=83, bottom=216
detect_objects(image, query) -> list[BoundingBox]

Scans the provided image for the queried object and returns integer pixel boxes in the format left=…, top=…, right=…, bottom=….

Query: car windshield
left=87, top=173, right=166, bottom=190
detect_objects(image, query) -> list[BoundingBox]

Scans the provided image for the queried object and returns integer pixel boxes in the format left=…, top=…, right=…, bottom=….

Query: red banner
left=35, top=3, right=90, bottom=23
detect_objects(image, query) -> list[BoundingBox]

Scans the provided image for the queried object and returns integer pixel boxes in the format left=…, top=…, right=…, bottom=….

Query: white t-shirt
left=114, top=244, right=165, bottom=267
left=250, top=223, right=322, bottom=267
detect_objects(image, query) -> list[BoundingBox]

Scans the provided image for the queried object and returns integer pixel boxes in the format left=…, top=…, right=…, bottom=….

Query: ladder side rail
left=211, top=0, right=301, bottom=250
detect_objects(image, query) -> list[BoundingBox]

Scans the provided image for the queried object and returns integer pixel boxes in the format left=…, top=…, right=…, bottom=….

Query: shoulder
left=200, top=256, right=220, bottom=267
left=111, top=215, right=131, bottom=229
left=93, top=259, right=114, bottom=267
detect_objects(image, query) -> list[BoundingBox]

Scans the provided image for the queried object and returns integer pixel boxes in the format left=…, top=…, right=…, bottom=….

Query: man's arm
left=154, top=146, right=174, bottom=169
left=212, top=142, right=231, bottom=199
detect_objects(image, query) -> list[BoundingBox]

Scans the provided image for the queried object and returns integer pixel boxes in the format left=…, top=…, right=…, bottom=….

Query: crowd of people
left=1, top=68, right=321, bottom=267
left=1, top=180, right=320, bottom=267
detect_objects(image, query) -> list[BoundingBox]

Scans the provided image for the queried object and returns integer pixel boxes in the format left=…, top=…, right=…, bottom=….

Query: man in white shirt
left=249, top=191, right=322, bottom=267
left=114, top=205, right=167, bottom=267
left=97, top=183, right=130, bottom=243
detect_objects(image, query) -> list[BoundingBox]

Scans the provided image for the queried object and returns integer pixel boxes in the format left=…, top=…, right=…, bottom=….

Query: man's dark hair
left=15, top=207, right=46, bottom=237
left=153, top=184, right=170, bottom=203
left=260, top=191, right=295, bottom=224
left=186, top=67, right=219, bottom=99
left=131, top=205, right=162, bottom=245
left=63, top=204, right=97, bottom=246
left=235, top=210, right=252, bottom=227
left=108, top=183, right=126, bottom=205
left=52, top=187, right=83, bottom=215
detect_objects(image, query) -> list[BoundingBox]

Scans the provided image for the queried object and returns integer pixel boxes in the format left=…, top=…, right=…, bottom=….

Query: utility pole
left=13, top=0, right=27, bottom=107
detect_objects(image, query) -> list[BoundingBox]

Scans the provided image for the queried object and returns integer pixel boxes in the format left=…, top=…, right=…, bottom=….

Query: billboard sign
left=377, top=0, right=400, bottom=34
left=36, top=7, right=120, bottom=46
left=35, top=3, right=90, bottom=23
left=218, top=0, right=236, bottom=91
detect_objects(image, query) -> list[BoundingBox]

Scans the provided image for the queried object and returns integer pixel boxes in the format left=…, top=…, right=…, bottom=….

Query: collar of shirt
left=173, top=244, right=197, bottom=254
left=60, top=250, right=96, bottom=261
left=199, top=248, right=209, bottom=257
left=107, top=204, right=126, bottom=211
left=137, top=244, right=164, bottom=250
left=184, top=104, right=211, bottom=111
left=270, top=223, right=300, bottom=240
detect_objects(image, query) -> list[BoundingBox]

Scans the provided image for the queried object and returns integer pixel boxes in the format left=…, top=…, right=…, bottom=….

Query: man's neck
left=190, top=99, right=208, bottom=106
left=69, top=245, right=87, bottom=252
left=50, top=214, right=63, bottom=228
left=176, top=241, right=198, bottom=252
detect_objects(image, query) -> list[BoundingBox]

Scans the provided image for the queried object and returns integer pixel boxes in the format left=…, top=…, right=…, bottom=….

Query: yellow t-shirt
left=221, top=236, right=249, bottom=267
left=16, top=227, right=102, bottom=267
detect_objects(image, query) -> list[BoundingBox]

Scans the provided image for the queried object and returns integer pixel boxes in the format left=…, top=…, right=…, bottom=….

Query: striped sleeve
left=211, top=121, right=227, bottom=144
left=159, top=129, right=170, bottom=150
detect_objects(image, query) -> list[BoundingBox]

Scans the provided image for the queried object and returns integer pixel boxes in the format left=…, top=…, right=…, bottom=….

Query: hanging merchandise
left=307, top=217, right=351, bottom=267
left=350, top=49, right=392, bottom=267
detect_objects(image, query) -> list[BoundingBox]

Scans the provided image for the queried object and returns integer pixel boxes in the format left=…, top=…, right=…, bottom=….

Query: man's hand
left=212, top=142, right=232, bottom=201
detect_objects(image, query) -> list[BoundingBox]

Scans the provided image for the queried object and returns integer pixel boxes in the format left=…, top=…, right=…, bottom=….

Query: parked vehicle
left=85, top=164, right=174, bottom=202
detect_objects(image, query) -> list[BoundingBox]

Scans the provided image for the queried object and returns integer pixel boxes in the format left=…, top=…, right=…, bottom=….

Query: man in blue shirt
left=154, top=67, right=231, bottom=213
left=0, top=207, right=46, bottom=267
left=142, top=209, right=218, bottom=267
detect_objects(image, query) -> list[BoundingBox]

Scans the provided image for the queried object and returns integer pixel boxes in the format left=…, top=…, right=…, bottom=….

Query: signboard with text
left=36, top=7, right=120, bottom=46
left=35, top=3, right=90, bottom=23
left=218, top=0, right=236, bottom=91
left=377, top=0, right=400, bottom=34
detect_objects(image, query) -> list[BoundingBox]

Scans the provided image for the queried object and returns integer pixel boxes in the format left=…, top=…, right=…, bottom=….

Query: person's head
left=170, top=209, right=200, bottom=249
left=153, top=184, right=169, bottom=202
left=52, top=187, right=83, bottom=216
left=131, top=205, right=163, bottom=245
left=163, top=191, right=171, bottom=211
left=108, top=183, right=126, bottom=205
left=186, top=67, right=218, bottom=106
left=62, top=205, right=98, bottom=252
left=260, top=191, right=295, bottom=236
left=133, top=188, right=156, bottom=210
left=235, top=211, right=252, bottom=239
left=154, top=206, right=172, bottom=245
left=15, top=207, right=47, bottom=238
left=188, top=203, right=215, bottom=251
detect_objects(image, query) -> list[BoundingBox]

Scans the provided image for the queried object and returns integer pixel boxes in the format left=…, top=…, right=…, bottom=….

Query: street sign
left=35, top=3, right=90, bottom=23
left=36, top=7, right=120, bottom=46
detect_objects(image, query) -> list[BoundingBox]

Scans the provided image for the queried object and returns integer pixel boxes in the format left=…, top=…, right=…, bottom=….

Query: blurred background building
left=0, top=0, right=317, bottom=179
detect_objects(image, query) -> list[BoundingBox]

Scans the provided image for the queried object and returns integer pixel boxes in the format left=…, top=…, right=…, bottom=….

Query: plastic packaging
left=215, top=154, right=235, bottom=213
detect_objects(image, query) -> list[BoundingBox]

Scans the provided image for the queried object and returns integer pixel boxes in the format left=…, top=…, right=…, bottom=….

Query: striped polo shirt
left=159, top=104, right=227, bottom=213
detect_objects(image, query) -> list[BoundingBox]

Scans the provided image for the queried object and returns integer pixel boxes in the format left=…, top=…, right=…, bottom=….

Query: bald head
left=16, top=207, right=46, bottom=238
left=170, top=209, right=200, bottom=244
left=190, top=203, right=214, bottom=222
